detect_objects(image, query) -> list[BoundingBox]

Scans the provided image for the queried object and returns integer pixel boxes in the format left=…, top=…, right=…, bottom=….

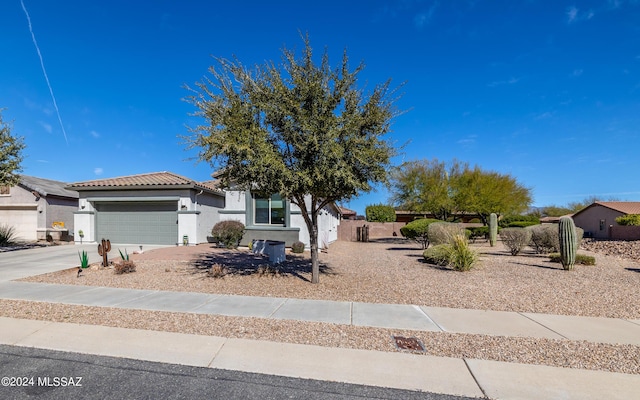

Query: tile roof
left=67, top=172, right=224, bottom=195
left=339, top=206, right=357, bottom=216
left=592, top=201, right=640, bottom=215
left=20, top=175, right=79, bottom=199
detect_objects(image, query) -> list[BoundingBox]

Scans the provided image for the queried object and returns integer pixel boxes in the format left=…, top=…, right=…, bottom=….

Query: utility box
left=252, top=239, right=286, bottom=264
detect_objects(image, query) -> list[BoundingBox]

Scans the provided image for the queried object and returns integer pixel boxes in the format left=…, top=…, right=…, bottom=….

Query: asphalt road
left=0, top=345, right=478, bottom=400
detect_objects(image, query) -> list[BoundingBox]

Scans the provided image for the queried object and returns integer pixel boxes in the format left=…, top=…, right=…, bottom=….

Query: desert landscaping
left=1, top=237, right=638, bottom=375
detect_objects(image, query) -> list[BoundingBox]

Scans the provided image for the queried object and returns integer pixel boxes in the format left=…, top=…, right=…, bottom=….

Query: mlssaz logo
left=37, top=377, right=83, bottom=387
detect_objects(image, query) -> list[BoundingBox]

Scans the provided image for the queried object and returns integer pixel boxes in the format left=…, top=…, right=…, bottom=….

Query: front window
left=254, top=194, right=285, bottom=225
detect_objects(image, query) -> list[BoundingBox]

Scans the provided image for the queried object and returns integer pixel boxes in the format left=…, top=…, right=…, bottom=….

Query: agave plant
left=78, top=250, right=89, bottom=268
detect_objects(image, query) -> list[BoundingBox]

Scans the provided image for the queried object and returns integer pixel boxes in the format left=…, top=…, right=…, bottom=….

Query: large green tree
left=453, top=166, right=532, bottom=225
left=185, top=38, right=398, bottom=283
left=0, top=110, right=25, bottom=186
left=389, top=159, right=464, bottom=220
left=389, top=159, right=531, bottom=225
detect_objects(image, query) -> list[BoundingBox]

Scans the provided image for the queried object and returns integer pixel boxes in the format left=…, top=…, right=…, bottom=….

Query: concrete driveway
left=0, top=244, right=168, bottom=281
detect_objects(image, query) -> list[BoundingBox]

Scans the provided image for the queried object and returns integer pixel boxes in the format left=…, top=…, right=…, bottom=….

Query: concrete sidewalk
left=1, top=280, right=640, bottom=346
left=2, top=246, right=640, bottom=398
left=2, top=316, right=640, bottom=399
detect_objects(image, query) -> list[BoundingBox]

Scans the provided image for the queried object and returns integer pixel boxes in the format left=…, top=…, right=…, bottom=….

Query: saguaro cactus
left=489, top=213, right=498, bottom=247
left=558, top=217, right=577, bottom=271
left=98, top=238, right=111, bottom=267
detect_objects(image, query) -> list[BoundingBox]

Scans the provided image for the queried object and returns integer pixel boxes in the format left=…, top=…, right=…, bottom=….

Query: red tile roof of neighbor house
left=67, top=172, right=223, bottom=194
left=339, top=206, right=356, bottom=216
left=575, top=201, right=640, bottom=216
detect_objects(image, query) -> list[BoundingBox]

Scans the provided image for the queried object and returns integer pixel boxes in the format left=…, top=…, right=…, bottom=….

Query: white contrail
left=20, top=0, right=69, bottom=145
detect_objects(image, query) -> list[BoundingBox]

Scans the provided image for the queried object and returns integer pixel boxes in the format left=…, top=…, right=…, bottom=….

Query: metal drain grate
left=392, top=336, right=425, bottom=352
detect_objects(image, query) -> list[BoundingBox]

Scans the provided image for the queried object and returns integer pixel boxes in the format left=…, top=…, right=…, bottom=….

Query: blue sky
left=1, top=0, right=639, bottom=215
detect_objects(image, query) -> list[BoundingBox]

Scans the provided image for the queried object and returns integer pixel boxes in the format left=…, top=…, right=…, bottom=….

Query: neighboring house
left=338, top=206, right=357, bottom=220
left=572, top=202, right=640, bottom=239
left=0, top=175, right=79, bottom=241
left=67, top=171, right=341, bottom=247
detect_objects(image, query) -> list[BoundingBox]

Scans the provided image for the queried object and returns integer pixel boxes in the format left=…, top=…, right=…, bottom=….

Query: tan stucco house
left=572, top=201, right=640, bottom=239
left=0, top=175, right=78, bottom=241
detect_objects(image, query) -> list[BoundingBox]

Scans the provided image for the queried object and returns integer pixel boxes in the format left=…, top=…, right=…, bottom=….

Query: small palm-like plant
left=78, top=250, right=89, bottom=268
left=118, top=249, right=129, bottom=261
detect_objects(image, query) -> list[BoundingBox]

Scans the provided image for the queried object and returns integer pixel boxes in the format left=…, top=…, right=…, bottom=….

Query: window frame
left=253, top=193, right=286, bottom=226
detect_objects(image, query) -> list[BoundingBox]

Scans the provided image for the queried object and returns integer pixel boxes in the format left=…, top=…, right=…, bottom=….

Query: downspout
left=194, top=190, right=203, bottom=211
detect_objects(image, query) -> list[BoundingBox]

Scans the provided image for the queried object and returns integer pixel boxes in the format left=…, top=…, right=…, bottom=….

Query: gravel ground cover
left=23, top=239, right=640, bottom=318
left=8, top=238, right=640, bottom=375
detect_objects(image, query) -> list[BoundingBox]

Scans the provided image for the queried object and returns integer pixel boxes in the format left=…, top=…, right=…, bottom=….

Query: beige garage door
left=0, top=205, right=38, bottom=242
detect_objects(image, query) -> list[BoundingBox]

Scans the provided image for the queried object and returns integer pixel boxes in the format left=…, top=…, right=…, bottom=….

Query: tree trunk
left=310, top=209, right=320, bottom=284
left=293, top=195, right=321, bottom=284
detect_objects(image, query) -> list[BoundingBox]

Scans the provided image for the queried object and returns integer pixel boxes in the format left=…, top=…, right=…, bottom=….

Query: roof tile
left=67, top=172, right=223, bottom=195
left=595, top=201, right=640, bottom=215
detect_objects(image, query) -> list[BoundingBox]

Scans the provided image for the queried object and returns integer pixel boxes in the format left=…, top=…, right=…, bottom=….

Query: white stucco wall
left=224, top=191, right=246, bottom=211
left=178, top=212, right=198, bottom=245
left=194, top=191, right=225, bottom=243
left=218, top=191, right=246, bottom=225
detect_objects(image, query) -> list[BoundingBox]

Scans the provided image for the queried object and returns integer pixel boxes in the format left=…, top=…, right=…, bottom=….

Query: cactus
left=97, top=238, right=111, bottom=267
left=558, top=217, right=577, bottom=271
left=489, top=213, right=498, bottom=247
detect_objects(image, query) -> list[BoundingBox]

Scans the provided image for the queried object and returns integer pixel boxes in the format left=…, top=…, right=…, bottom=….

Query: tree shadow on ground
left=387, top=247, right=424, bottom=251
left=625, top=268, right=640, bottom=273
left=405, top=253, right=424, bottom=258
left=511, top=261, right=564, bottom=271
left=189, top=250, right=334, bottom=282
left=368, top=238, right=410, bottom=245
left=417, top=258, right=453, bottom=271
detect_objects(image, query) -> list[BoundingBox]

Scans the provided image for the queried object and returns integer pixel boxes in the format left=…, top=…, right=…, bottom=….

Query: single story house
left=572, top=201, right=640, bottom=239
left=338, top=206, right=357, bottom=220
left=68, top=171, right=340, bottom=247
left=0, top=175, right=79, bottom=241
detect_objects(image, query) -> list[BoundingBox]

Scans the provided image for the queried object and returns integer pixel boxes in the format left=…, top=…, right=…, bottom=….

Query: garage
left=69, top=172, right=225, bottom=245
left=95, top=201, right=178, bottom=245
left=0, top=205, right=38, bottom=242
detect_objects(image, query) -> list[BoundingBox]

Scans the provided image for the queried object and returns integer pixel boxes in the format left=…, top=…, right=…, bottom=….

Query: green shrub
left=400, top=218, right=441, bottom=249
left=499, top=215, right=539, bottom=228
left=549, top=253, right=596, bottom=266
left=211, top=220, right=245, bottom=249
left=291, top=241, right=305, bottom=253
left=467, top=226, right=489, bottom=242
left=422, top=236, right=477, bottom=271
left=428, top=222, right=466, bottom=246
left=527, top=224, right=583, bottom=254
left=616, top=214, right=640, bottom=226
left=365, top=204, right=396, bottom=222
left=423, top=244, right=451, bottom=266
left=448, top=234, right=477, bottom=271
left=505, top=220, right=539, bottom=228
left=528, top=224, right=558, bottom=254
left=0, top=224, right=18, bottom=245
left=500, top=228, right=532, bottom=255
